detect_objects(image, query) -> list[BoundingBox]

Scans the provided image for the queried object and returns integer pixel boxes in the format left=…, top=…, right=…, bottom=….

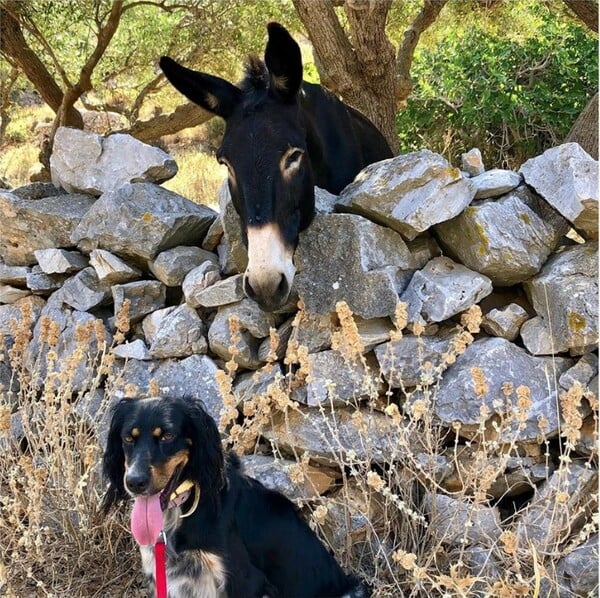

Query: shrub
left=397, top=8, right=598, bottom=168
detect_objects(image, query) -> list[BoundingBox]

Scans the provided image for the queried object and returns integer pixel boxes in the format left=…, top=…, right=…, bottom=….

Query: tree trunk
left=563, top=0, right=598, bottom=32
left=293, top=0, right=447, bottom=153
left=0, top=4, right=83, bottom=129
left=293, top=0, right=397, bottom=150
left=565, top=92, right=598, bottom=159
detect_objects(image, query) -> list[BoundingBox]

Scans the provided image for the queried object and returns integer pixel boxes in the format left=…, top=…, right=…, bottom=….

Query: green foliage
left=396, top=4, right=598, bottom=167
left=6, top=0, right=298, bottom=117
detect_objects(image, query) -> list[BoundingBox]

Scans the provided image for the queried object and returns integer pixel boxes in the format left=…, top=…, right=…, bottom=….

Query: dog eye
left=123, top=435, right=134, bottom=444
left=160, top=432, right=175, bottom=442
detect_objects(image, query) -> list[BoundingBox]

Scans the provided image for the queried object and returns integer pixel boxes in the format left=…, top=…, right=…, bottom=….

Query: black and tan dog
left=102, top=395, right=369, bottom=598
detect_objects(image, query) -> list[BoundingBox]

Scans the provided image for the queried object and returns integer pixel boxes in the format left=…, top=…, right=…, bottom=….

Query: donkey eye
left=285, top=149, right=304, bottom=170
left=281, top=148, right=304, bottom=178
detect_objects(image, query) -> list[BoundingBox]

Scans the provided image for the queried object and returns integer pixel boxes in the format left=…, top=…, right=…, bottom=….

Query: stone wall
left=0, top=127, right=597, bottom=593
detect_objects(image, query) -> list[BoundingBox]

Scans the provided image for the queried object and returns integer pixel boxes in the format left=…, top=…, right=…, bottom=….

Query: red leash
left=154, top=532, right=168, bottom=598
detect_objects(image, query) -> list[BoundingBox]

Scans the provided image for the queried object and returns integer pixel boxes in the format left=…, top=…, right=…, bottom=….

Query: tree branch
left=118, top=102, right=214, bottom=143
left=396, top=0, right=449, bottom=104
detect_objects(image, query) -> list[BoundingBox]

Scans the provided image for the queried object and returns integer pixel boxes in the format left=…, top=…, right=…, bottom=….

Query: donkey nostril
left=276, top=274, right=289, bottom=299
left=243, top=276, right=258, bottom=302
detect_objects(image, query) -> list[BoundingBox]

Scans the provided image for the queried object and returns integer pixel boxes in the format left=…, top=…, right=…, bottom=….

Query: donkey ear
left=264, top=22, right=303, bottom=102
left=159, top=56, right=242, bottom=119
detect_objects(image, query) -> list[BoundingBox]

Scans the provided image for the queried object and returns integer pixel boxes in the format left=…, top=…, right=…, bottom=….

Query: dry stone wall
left=0, top=127, right=597, bottom=593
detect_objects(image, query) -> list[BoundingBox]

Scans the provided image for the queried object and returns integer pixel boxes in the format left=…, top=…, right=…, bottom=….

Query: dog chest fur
left=140, top=544, right=227, bottom=598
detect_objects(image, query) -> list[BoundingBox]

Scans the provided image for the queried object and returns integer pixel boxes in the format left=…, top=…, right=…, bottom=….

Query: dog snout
left=125, top=470, right=151, bottom=495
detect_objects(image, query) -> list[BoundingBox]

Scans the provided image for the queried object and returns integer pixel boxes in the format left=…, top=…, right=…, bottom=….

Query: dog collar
left=168, top=480, right=200, bottom=518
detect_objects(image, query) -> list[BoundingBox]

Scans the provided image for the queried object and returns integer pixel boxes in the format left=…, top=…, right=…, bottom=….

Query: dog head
left=102, top=396, right=224, bottom=514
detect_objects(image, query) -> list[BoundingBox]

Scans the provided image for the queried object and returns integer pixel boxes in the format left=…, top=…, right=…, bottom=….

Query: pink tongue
left=131, top=493, right=163, bottom=546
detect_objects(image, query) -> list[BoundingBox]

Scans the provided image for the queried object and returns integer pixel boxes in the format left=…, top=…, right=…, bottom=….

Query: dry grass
left=0, top=298, right=597, bottom=597
left=161, top=146, right=226, bottom=210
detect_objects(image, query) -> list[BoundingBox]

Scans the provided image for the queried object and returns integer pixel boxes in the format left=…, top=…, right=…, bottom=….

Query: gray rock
left=406, top=235, right=442, bottom=269
left=400, top=257, right=492, bottom=326
left=481, top=303, right=530, bottom=341
left=11, top=182, right=66, bottom=200
left=142, top=306, right=177, bottom=346
left=314, top=186, right=338, bottom=214
left=148, top=304, right=207, bottom=358
left=26, top=306, right=112, bottom=392
left=295, top=214, right=415, bottom=319
left=462, top=545, right=502, bottom=591
left=34, top=248, right=88, bottom=274
left=557, top=534, right=599, bottom=596
left=233, top=364, right=284, bottom=404
left=523, top=242, right=598, bottom=352
left=0, top=264, right=31, bottom=285
left=112, top=339, right=151, bottom=360
left=112, top=354, right=223, bottom=422
left=201, top=217, right=224, bottom=251
left=60, top=267, right=111, bottom=311
left=262, top=406, right=409, bottom=465
left=112, top=280, right=166, bottom=322
left=0, top=411, right=24, bottom=451
left=375, top=329, right=460, bottom=388
left=148, top=246, right=218, bottom=287
left=0, top=296, right=45, bottom=336
left=89, top=249, right=141, bottom=285
left=26, top=269, right=68, bottom=294
left=241, top=455, right=314, bottom=500
left=257, top=319, right=293, bottom=362
left=208, top=299, right=277, bottom=369
left=461, top=148, right=485, bottom=176
left=336, top=150, right=476, bottom=240
left=434, top=337, right=573, bottom=442
left=182, top=261, right=222, bottom=307
left=71, top=183, right=217, bottom=263
left=576, top=413, right=598, bottom=458
left=559, top=354, right=598, bottom=391
left=218, top=182, right=247, bottom=274
left=441, top=447, right=555, bottom=498
left=520, top=316, right=567, bottom=355
left=354, top=317, right=393, bottom=352
left=0, top=190, right=96, bottom=266
left=435, top=187, right=569, bottom=286
left=191, top=274, right=245, bottom=308
left=290, top=311, right=335, bottom=354
left=515, top=463, right=597, bottom=555
left=423, top=492, right=502, bottom=546
left=471, top=169, right=522, bottom=199
left=303, top=350, right=380, bottom=406
left=519, top=142, right=598, bottom=239
left=0, top=285, right=31, bottom=304
left=50, top=127, right=177, bottom=195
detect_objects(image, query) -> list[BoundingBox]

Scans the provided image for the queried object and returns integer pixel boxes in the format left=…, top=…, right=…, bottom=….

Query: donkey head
left=160, top=23, right=314, bottom=312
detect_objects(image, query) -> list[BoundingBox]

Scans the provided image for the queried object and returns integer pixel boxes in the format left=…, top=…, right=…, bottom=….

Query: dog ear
left=183, top=399, right=225, bottom=510
left=101, top=399, right=129, bottom=514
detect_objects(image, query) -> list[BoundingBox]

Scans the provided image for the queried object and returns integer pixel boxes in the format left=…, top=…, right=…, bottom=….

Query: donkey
left=160, top=22, right=392, bottom=311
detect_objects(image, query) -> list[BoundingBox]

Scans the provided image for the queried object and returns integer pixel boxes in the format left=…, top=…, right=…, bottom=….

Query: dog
left=102, top=395, right=369, bottom=598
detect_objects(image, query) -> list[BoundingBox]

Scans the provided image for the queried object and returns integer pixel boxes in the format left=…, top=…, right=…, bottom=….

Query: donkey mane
left=241, top=54, right=269, bottom=92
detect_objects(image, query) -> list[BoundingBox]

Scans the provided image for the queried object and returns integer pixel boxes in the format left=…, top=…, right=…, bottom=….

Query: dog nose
left=126, top=472, right=150, bottom=494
